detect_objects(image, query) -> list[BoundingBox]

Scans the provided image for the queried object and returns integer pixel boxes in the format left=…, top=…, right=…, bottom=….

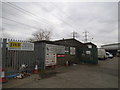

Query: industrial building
left=101, top=43, right=120, bottom=56
left=54, top=38, right=83, bottom=64
left=1, top=38, right=98, bottom=78
left=33, top=38, right=98, bottom=70
left=54, top=38, right=98, bottom=64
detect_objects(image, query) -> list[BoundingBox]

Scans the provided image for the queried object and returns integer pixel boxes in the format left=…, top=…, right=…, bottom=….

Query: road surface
left=3, top=57, right=118, bottom=88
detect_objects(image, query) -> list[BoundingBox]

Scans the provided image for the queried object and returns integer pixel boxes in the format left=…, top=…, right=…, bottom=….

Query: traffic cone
left=66, top=61, right=68, bottom=67
left=51, top=65, right=55, bottom=72
left=72, top=64, right=74, bottom=66
left=34, top=64, right=39, bottom=74
left=0, top=68, right=8, bottom=83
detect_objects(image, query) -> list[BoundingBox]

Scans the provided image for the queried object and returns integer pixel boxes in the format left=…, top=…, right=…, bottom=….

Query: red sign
left=57, top=55, right=65, bottom=57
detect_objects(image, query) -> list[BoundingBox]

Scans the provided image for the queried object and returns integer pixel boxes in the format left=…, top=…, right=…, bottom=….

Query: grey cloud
left=1, top=2, right=118, bottom=46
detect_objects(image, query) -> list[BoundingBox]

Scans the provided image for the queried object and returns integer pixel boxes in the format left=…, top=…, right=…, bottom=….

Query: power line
left=2, top=10, right=42, bottom=27
left=1, top=16, right=39, bottom=29
left=8, top=2, right=52, bottom=25
left=83, top=30, right=94, bottom=43
left=34, top=3, right=76, bottom=30
left=4, top=2, right=75, bottom=31
left=2, top=2, right=45, bottom=27
left=85, top=30, right=88, bottom=42
left=72, top=31, right=77, bottom=39
left=3, top=2, right=53, bottom=26
left=88, top=32, right=94, bottom=41
left=2, top=16, right=63, bottom=40
left=2, top=2, right=79, bottom=39
left=49, top=1, right=78, bottom=28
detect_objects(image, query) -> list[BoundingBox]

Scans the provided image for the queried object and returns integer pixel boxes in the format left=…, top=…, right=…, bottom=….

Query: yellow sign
left=9, top=42, right=21, bottom=48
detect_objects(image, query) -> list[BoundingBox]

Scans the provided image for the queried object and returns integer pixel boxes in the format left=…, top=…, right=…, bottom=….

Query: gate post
left=2, top=38, right=7, bottom=70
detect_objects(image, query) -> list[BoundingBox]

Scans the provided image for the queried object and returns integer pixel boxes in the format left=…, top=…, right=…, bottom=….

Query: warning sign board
left=9, top=42, right=21, bottom=48
left=45, top=44, right=57, bottom=66
left=8, top=41, right=34, bottom=51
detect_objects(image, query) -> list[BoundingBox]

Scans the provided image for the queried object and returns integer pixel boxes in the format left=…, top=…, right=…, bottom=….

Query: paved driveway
left=3, top=57, right=118, bottom=88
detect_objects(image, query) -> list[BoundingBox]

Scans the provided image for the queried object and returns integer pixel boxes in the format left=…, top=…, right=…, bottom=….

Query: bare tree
left=29, top=28, right=51, bottom=42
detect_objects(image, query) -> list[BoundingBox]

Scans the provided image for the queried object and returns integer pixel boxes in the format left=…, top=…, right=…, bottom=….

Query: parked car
left=106, top=52, right=113, bottom=58
left=98, top=48, right=107, bottom=60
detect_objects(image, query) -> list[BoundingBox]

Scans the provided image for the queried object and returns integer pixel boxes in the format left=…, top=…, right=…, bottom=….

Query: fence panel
left=2, top=38, right=35, bottom=77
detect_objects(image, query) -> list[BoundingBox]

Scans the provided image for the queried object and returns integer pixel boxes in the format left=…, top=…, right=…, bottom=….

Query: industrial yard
left=3, top=57, right=118, bottom=88
left=0, top=1, right=118, bottom=89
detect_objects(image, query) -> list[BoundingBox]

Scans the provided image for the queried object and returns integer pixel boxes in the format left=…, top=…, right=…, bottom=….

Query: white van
left=106, top=52, right=113, bottom=58
left=98, top=48, right=107, bottom=60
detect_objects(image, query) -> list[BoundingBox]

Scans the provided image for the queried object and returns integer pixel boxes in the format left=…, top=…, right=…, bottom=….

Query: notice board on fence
left=8, top=41, right=34, bottom=51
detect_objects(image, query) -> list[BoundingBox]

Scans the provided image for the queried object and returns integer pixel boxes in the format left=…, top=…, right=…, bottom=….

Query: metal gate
left=1, top=38, right=36, bottom=77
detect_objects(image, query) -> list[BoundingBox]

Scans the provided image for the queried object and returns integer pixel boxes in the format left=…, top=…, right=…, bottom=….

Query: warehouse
left=101, top=43, right=120, bottom=56
left=54, top=38, right=98, bottom=64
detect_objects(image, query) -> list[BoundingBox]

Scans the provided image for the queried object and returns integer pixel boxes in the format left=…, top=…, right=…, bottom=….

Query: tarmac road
left=2, top=57, right=118, bottom=88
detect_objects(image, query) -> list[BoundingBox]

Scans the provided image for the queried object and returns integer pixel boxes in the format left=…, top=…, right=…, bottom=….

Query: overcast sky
left=0, top=1, right=118, bottom=47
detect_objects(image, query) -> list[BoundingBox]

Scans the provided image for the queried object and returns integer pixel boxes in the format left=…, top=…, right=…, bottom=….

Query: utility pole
left=83, top=30, right=88, bottom=43
left=85, top=30, right=88, bottom=42
left=72, top=31, right=77, bottom=39
left=83, top=30, right=94, bottom=43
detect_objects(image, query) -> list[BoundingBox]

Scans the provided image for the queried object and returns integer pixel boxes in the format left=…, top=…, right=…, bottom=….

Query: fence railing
left=1, top=38, right=36, bottom=77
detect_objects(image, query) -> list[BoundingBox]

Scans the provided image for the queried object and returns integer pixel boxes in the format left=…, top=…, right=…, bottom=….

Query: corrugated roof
left=101, top=43, right=120, bottom=47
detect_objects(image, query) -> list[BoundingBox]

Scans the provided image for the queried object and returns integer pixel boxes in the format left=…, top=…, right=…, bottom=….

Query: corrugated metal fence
left=1, top=38, right=36, bottom=77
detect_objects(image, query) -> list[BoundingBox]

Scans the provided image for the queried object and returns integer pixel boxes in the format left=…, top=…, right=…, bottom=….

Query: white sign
left=45, top=44, right=57, bottom=66
left=22, top=42, right=34, bottom=51
left=8, top=41, right=34, bottom=51
left=45, top=44, right=65, bottom=66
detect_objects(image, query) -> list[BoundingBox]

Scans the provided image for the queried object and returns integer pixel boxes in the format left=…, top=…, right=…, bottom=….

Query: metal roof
left=101, top=43, right=120, bottom=47
left=54, top=38, right=83, bottom=44
left=101, top=43, right=120, bottom=50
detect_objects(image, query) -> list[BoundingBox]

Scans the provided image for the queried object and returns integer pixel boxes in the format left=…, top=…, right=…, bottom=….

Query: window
left=87, top=45, right=92, bottom=48
left=86, top=51, right=91, bottom=54
left=70, top=47, right=76, bottom=55
left=65, top=47, right=69, bottom=54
